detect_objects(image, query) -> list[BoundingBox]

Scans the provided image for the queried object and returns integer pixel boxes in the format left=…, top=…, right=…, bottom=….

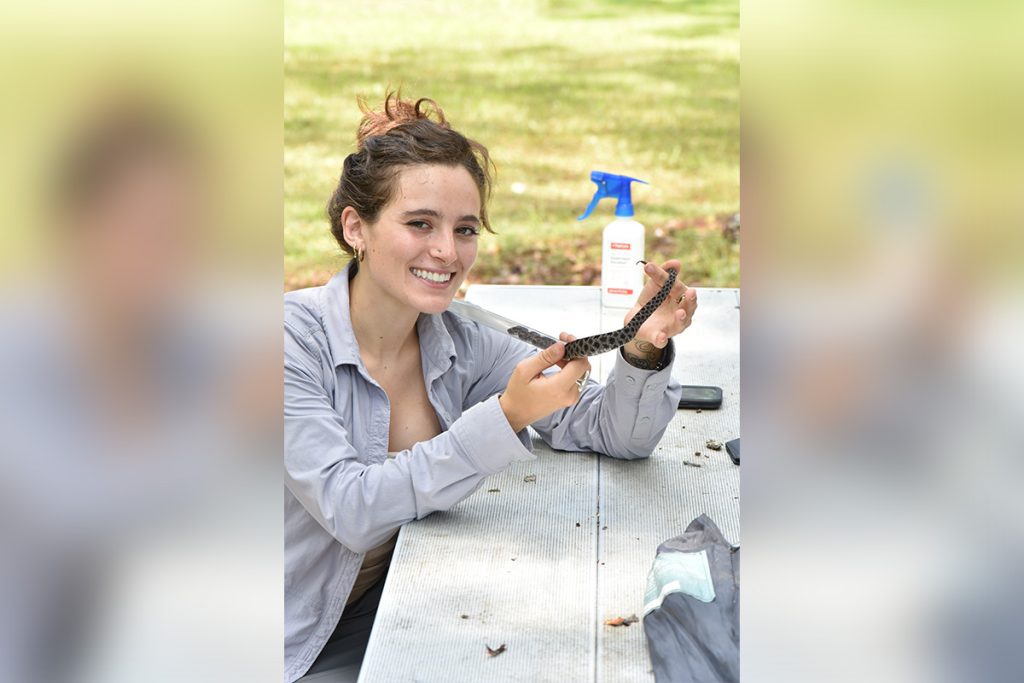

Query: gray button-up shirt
left=284, top=263, right=682, bottom=681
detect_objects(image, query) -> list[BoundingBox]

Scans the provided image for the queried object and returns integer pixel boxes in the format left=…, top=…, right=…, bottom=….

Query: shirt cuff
left=449, top=394, right=536, bottom=475
left=618, top=338, right=675, bottom=373
left=614, top=340, right=676, bottom=399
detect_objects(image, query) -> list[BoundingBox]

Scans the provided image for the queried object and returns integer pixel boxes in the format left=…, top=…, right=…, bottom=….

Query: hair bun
left=356, top=91, right=449, bottom=149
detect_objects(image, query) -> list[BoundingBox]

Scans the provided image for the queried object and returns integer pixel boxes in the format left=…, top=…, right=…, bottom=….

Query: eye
left=456, top=225, right=480, bottom=236
left=406, top=220, right=431, bottom=231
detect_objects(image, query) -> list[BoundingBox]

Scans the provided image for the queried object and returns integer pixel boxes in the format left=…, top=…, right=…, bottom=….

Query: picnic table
left=357, top=285, right=740, bottom=682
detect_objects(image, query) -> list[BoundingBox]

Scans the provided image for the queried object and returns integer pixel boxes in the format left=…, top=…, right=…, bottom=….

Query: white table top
left=358, top=286, right=740, bottom=682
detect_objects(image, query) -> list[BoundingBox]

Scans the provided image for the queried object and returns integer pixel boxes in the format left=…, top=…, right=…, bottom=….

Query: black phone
left=677, top=385, right=723, bottom=410
left=725, top=438, right=740, bottom=465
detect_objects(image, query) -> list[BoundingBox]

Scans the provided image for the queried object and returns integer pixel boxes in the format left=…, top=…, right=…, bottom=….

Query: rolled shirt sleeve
left=531, top=340, right=683, bottom=460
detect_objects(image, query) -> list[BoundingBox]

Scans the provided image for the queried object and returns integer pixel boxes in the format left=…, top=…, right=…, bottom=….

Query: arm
left=484, top=259, right=695, bottom=459
left=456, top=319, right=681, bottom=460
left=530, top=341, right=682, bottom=460
left=284, top=324, right=534, bottom=554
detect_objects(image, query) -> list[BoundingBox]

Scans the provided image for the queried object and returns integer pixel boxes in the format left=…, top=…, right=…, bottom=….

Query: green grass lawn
left=285, top=0, right=738, bottom=291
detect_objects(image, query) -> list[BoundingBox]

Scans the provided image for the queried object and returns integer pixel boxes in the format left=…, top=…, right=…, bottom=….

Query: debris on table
left=487, top=488, right=500, bottom=493
left=523, top=474, right=537, bottom=483
left=706, top=439, right=723, bottom=450
left=460, top=614, right=469, bottom=619
left=605, top=614, right=639, bottom=627
left=684, top=461, right=702, bottom=468
left=486, top=643, right=507, bottom=657
left=575, top=522, right=581, bottom=527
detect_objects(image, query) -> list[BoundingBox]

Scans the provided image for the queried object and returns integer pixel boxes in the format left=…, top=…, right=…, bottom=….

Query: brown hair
left=327, top=91, right=495, bottom=256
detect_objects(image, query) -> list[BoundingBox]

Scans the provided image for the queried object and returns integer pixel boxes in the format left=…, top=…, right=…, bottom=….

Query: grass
left=284, top=0, right=738, bottom=291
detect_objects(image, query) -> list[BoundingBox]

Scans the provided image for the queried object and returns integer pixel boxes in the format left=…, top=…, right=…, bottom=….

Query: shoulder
left=284, top=286, right=324, bottom=336
left=439, top=309, right=536, bottom=366
left=283, top=286, right=331, bottom=367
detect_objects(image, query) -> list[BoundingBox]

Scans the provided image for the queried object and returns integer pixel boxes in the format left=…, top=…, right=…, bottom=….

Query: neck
left=348, top=268, right=421, bottom=365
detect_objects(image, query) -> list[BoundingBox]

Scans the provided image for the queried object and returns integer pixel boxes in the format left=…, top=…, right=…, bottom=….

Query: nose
left=429, top=230, right=457, bottom=266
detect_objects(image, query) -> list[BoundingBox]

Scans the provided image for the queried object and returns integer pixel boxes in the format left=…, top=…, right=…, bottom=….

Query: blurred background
left=284, top=0, right=740, bottom=291
left=743, top=1, right=1024, bottom=681
left=0, top=1, right=283, bottom=681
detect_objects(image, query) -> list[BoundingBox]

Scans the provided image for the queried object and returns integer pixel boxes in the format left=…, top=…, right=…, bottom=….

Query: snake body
left=506, top=267, right=677, bottom=359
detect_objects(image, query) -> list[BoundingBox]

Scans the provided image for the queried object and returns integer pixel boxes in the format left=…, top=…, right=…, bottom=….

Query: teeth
left=411, top=268, right=452, bottom=284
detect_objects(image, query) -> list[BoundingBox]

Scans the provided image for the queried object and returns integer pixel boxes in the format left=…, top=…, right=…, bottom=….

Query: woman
left=284, top=93, right=695, bottom=682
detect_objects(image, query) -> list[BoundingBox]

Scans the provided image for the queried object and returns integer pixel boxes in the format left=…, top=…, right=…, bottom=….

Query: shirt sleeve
left=459, top=321, right=682, bottom=461
left=532, top=344, right=683, bottom=460
left=284, top=323, right=535, bottom=554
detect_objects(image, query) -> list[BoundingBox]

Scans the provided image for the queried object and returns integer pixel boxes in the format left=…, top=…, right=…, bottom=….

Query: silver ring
left=576, top=369, right=591, bottom=392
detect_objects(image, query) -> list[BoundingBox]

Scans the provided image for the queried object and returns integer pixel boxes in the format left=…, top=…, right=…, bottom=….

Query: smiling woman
left=283, top=92, right=690, bottom=682
left=342, top=164, right=481, bottom=315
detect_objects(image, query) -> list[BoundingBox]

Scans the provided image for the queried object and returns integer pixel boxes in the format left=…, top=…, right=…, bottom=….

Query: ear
left=340, top=206, right=367, bottom=251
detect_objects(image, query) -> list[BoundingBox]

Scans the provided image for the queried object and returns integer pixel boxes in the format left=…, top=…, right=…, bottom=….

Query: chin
left=414, top=293, right=456, bottom=315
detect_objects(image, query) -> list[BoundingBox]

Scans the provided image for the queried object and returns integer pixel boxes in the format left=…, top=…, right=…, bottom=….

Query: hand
left=499, top=342, right=592, bottom=432
left=621, top=259, right=696, bottom=366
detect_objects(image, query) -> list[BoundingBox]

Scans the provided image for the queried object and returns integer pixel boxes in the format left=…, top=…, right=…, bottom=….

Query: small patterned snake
left=507, top=266, right=678, bottom=359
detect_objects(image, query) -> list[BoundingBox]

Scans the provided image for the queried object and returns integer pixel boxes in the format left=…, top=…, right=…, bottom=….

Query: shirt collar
left=321, top=261, right=457, bottom=376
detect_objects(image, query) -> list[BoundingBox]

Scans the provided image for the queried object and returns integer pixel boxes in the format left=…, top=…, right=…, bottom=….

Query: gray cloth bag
left=642, top=514, right=739, bottom=683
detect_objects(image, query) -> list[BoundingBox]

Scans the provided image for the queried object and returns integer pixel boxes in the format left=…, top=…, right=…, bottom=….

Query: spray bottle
left=578, top=171, right=648, bottom=308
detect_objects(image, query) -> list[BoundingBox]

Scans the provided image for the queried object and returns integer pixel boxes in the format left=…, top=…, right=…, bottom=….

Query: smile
left=410, top=267, right=453, bottom=284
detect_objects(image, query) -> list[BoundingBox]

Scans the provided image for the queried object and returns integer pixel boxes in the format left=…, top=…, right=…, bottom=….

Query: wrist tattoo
left=634, top=340, right=658, bottom=354
left=623, top=352, right=660, bottom=369
left=623, top=339, right=664, bottom=370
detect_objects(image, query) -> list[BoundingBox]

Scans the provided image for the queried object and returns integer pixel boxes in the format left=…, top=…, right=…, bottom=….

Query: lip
left=409, top=266, right=456, bottom=289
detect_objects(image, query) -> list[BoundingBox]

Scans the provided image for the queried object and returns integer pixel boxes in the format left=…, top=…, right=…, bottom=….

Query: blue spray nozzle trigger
left=577, top=171, right=648, bottom=220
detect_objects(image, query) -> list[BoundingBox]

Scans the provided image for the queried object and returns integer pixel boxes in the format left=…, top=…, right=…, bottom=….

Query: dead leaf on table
left=487, top=488, right=500, bottom=493
left=486, top=643, right=507, bottom=657
left=523, top=474, right=537, bottom=483
left=605, top=614, right=639, bottom=627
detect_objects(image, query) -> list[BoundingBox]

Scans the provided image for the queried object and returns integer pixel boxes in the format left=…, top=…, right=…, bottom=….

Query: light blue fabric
left=643, top=549, right=717, bottom=615
left=284, top=261, right=682, bottom=681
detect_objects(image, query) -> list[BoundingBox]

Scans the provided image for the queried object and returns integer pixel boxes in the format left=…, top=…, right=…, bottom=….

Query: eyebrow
left=401, top=209, right=480, bottom=224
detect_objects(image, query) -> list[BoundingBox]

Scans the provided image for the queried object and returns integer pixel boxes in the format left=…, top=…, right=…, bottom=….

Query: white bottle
left=577, top=171, right=649, bottom=309
left=601, top=217, right=645, bottom=308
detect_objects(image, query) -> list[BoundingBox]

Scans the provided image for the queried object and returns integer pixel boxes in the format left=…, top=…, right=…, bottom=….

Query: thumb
left=521, top=341, right=565, bottom=377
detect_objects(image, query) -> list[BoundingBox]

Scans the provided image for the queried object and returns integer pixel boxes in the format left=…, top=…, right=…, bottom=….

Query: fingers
left=634, top=283, right=698, bottom=347
left=643, top=261, right=670, bottom=287
left=556, top=333, right=578, bottom=367
left=517, top=341, right=566, bottom=379
left=642, top=259, right=683, bottom=288
left=677, top=285, right=695, bottom=309
left=554, top=357, right=592, bottom=397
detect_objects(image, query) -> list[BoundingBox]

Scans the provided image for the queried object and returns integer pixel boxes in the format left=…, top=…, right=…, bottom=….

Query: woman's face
left=358, top=164, right=481, bottom=314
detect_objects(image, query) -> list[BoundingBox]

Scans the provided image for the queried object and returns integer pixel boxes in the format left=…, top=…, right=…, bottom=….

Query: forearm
left=533, top=341, right=680, bottom=459
left=287, top=396, right=534, bottom=553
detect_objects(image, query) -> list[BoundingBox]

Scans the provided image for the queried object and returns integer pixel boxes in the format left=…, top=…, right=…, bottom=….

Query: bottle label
left=607, top=287, right=634, bottom=295
left=610, top=242, right=631, bottom=250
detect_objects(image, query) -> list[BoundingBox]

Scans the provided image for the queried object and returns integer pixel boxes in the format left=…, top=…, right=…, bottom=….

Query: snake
left=506, top=266, right=678, bottom=359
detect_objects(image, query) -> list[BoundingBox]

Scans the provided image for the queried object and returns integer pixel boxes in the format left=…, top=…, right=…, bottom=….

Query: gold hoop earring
left=356, top=247, right=366, bottom=263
